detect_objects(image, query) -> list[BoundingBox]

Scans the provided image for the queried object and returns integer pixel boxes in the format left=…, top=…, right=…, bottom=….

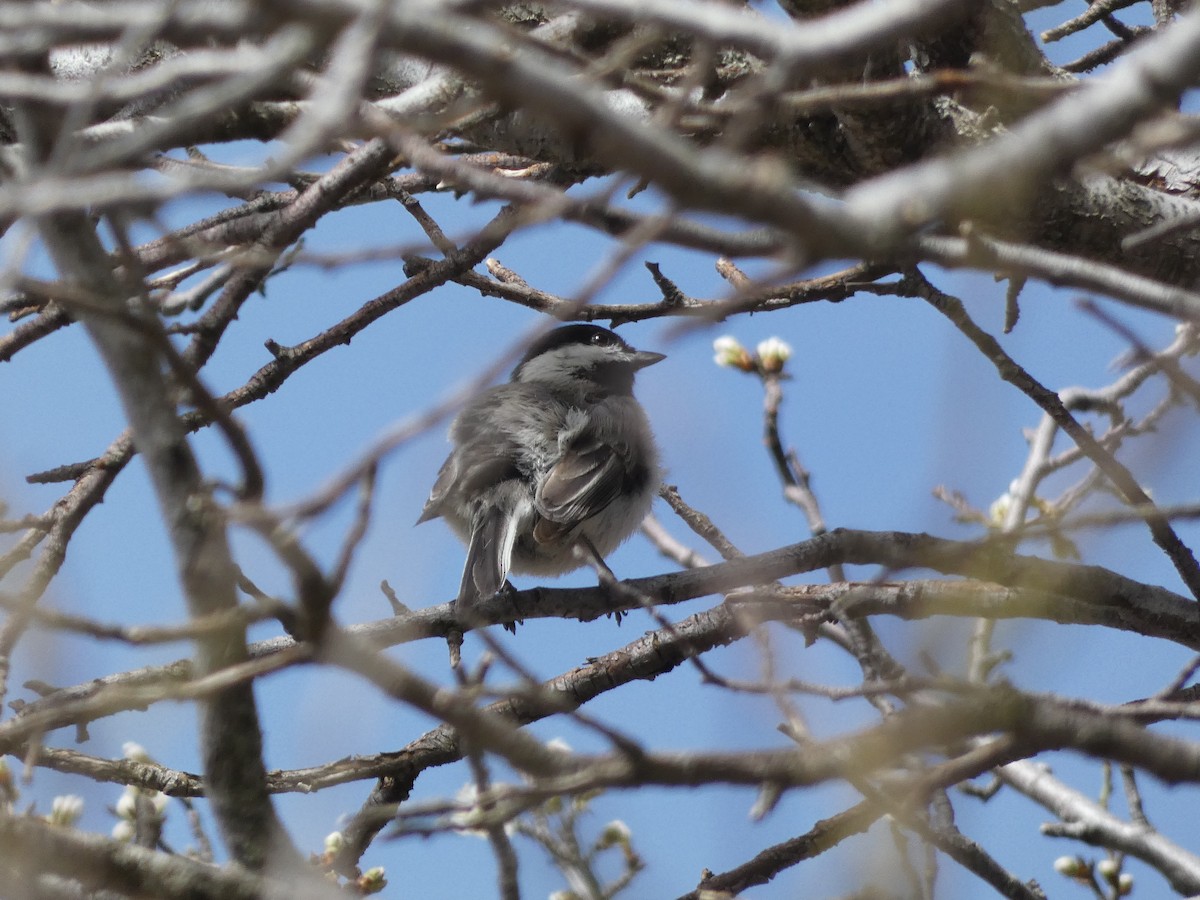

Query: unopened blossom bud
left=115, top=788, right=138, bottom=821
left=713, top=336, right=754, bottom=372
left=1096, top=858, right=1119, bottom=883
left=122, top=742, right=152, bottom=764
left=48, top=794, right=83, bottom=827
left=1053, top=856, right=1088, bottom=879
left=597, top=819, right=632, bottom=849
left=358, top=867, right=387, bottom=894
left=755, top=336, right=792, bottom=374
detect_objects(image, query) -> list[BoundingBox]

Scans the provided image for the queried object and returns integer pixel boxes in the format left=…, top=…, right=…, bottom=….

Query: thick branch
left=0, top=809, right=342, bottom=900
left=32, top=209, right=291, bottom=869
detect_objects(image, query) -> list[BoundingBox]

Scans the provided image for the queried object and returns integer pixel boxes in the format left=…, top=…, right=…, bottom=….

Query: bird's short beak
left=632, top=350, right=666, bottom=369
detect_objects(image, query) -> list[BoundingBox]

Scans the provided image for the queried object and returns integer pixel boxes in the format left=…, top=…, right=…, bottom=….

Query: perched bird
left=418, top=324, right=664, bottom=618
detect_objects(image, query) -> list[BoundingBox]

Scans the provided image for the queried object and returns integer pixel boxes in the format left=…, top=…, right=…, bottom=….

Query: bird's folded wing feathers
left=418, top=446, right=520, bottom=523
left=416, top=454, right=457, bottom=523
left=537, top=438, right=626, bottom=526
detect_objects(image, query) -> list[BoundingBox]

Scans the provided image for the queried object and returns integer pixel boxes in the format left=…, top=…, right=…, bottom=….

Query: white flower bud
left=122, top=742, right=151, bottom=763
left=713, top=336, right=753, bottom=372
left=1053, top=856, right=1087, bottom=878
left=116, top=786, right=168, bottom=822
left=597, top=819, right=632, bottom=849
left=148, top=790, right=169, bottom=818
left=988, top=492, right=1013, bottom=527
left=48, top=794, right=84, bottom=827
left=449, top=783, right=487, bottom=838
left=115, top=788, right=138, bottom=821
left=755, top=336, right=792, bottom=373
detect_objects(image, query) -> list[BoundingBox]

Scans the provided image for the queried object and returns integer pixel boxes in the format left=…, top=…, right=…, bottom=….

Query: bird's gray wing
left=416, top=449, right=518, bottom=524
left=536, top=435, right=626, bottom=529
left=416, top=453, right=458, bottom=524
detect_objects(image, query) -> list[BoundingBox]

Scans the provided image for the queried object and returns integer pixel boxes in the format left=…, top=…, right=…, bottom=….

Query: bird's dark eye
left=591, top=332, right=606, bottom=345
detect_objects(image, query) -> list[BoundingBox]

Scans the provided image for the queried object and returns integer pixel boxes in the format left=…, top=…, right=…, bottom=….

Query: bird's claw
left=497, top=581, right=523, bottom=634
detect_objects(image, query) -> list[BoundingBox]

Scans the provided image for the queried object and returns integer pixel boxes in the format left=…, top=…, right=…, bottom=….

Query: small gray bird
left=418, top=324, right=663, bottom=618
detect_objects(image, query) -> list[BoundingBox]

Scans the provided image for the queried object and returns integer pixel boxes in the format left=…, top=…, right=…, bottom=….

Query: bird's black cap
left=516, top=325, right=631, bottom=369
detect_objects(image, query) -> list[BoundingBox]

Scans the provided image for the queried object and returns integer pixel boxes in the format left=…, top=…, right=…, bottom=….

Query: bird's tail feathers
left=457, top=504, right=520, bottom=613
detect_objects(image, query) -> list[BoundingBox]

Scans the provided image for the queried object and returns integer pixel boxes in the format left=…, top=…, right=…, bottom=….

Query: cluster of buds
left=111, top=784, right=169, bottom=841
left=1054, top=856, right=1133, bottom=895
left=1097, top=858, right=1134, bottom=895
left=713, top=336, right=792, bottom=375
left=110, top=742, right=170, bottom=841
left=315, top=832, right=386, bottom=894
